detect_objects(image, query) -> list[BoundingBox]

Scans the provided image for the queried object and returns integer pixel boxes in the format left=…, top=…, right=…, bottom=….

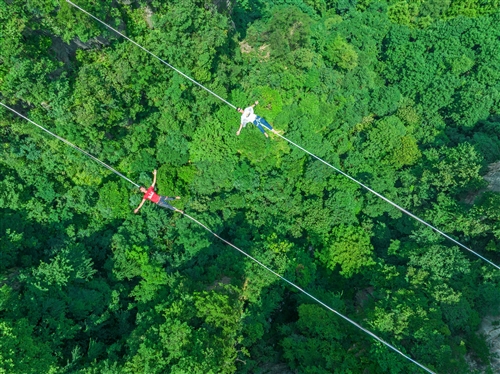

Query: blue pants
left=157, top=196, right=177, bottom=211
left=253, top=116, right=273, bottom=134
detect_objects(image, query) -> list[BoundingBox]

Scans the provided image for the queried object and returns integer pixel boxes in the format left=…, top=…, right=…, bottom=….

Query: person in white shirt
left=236, top=101, right=277, bottom=138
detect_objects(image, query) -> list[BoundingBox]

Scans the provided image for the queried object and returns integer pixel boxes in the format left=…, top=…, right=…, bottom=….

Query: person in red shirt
left=134, top=169, right=183, bottom=214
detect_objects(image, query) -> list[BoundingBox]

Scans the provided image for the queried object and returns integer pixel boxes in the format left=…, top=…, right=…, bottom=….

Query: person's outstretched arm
left=236, top=123, right=244, bottom=136
left=134, top=198, right=146, bottom=214
left=151, top=169, right=157, bottom=188
left=251, top=100, right=259, bottom=108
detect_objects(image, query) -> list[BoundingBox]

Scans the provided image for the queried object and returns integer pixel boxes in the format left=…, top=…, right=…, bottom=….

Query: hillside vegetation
left=2, top=0, right=500, bottom=372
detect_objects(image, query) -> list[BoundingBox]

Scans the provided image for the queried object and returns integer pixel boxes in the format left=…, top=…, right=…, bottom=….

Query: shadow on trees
left=0, top=207, right=137, bottom=369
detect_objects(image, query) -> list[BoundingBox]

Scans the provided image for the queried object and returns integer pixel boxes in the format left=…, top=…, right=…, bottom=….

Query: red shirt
left=143, top=186, right=160, bottom=203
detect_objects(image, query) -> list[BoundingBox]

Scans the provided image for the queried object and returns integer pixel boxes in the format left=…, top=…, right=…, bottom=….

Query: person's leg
left=253, top=118, right=269, bottom=137
left=259, top=117, right=273, bottom=131
left=158, top=196, right=183, bottom=213
left=253, top=119, right=266, bottom=134
left=157, top=196, right=176, bottom=211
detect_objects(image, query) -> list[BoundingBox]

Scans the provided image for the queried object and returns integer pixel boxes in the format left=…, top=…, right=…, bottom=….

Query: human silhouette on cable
left=236, top=101, right=280, bottom=138
left=134, top=169, right=183, bottom=214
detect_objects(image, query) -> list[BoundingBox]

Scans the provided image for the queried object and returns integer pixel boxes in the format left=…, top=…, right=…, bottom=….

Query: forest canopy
left=2, top=0, right=500, bottom=372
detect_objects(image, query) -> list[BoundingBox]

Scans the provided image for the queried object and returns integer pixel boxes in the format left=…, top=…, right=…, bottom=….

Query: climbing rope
left=67, top=0, right=500, bottom=272
left=1, top=101, right=434, bottom=374
left=0, top=102, right=140, bottom=188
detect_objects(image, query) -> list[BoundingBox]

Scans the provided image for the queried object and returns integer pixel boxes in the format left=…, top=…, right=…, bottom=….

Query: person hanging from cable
left=236, top=101, right=279, bottom=138
left=134, top=169, right=183, bottom=214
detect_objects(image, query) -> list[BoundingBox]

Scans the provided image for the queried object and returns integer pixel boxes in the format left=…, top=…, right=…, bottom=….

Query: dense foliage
left=2, top=0, right=500, bottom=372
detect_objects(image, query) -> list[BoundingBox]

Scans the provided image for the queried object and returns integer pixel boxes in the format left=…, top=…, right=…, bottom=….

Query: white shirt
left=241, top=106, right=257, bottom=127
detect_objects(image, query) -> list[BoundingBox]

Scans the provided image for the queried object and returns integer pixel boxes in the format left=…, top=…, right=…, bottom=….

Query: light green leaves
left=317, top=225, right=375, bottom=277
left=324, top=35, right=359, bottom=70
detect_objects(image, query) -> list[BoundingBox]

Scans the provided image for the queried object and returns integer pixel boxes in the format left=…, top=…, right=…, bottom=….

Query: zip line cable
left=1, top=103, right=434, bottom=374
left=64, top=0, right=236, bottom=110
left=273, top=133, right=500, bottom=271
left=180, top=213, right=436, bottom=374
left=67, top=0, right=500, bottom=271
left=0, top=102, right=140, bottom=188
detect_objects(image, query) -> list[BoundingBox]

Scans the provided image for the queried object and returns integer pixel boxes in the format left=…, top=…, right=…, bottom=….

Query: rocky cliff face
left=484, top=162, right=500, bottom=192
